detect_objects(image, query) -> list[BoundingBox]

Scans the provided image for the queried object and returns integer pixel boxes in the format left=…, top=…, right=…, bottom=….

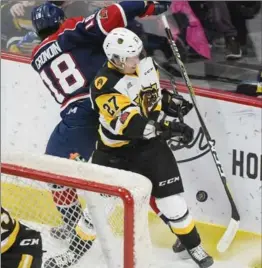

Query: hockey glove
left=152, top=1, right=171, bottom=15
left=158, top=119, right=194, bottom=144
left=162, top=89, right=193, bottom=117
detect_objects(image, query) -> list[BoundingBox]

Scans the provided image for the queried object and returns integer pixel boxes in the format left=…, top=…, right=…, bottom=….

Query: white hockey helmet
left=103, top=27, right=143, bottom=65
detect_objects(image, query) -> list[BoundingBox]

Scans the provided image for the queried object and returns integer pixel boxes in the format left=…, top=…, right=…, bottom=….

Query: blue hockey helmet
left=31, top=2, right=65, bottom=35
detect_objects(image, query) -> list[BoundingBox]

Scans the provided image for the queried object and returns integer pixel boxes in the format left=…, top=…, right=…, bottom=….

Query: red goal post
left=1, top=152, right=153, bottom=268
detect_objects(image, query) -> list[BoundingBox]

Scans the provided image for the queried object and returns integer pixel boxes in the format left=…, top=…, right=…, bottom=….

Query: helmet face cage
left=31, top=2, right=65, bottom=35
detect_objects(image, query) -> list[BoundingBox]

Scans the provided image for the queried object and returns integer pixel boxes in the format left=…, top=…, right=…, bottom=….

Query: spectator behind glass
left=227, top=1, right=261, bottom=56
left=1, top=0, right=196, bottom=61
left=1, top=1, right=38, bottom=54
left=206, top=1, right=242, bottom=60
left=49, top=0, right=91, bottom=17
left=1, top=0, right=97, bottom=56
left=170, top=1, right=211, bottom=60
left=49, top=1, right=117, bottom=17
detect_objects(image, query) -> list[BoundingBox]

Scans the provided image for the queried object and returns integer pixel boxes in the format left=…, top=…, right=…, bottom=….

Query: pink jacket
left=170, top=1, right=211, bottom=59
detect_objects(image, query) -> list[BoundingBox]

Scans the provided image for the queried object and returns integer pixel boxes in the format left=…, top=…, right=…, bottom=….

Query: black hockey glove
left=162, top=89, right=193, bottom=117
left=157, top=119, right=194, bottom=144
left=149, top=1, right=171, bottom=15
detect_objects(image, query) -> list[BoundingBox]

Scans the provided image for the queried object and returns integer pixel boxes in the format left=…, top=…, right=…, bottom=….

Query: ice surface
left=25, top=221, right=260, bottom=268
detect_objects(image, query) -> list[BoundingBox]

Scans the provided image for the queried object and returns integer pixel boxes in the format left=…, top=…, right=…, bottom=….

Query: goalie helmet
left=103, top=27, right=144, bottom=65
left=31, top=2, right=65, bottom=35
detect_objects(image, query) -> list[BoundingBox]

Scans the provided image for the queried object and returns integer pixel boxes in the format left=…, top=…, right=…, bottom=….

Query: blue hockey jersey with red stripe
left=31, top=1, right=157, bottom=111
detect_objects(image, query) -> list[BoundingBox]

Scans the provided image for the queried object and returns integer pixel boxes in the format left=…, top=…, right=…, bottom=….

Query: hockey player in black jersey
left=30, top=0, right=171, bottom=247
left=90, top=27, right=214, bottom=268
left=1, top=207, right=43, bottom=268
left=31, top=2, right=171, bottom=267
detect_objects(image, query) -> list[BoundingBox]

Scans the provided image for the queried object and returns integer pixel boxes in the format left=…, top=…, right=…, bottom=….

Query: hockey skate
left=173, top=239, right=214, bottom=267
left=188, top=245, right=214, bottom=268
left=50, top=211, right=94, bottom=240
left=44, top=233, right=94, bottom=268
left=172, top=238, right=190, bottom=259
left=44, top=250, right=77, bottom=268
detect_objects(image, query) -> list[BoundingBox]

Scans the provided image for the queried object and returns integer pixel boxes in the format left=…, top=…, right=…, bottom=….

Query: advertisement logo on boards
left=167, top=127, right=211, bottom=164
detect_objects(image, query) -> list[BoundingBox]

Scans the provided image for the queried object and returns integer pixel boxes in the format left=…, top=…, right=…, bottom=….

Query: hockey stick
left=155, top=61, right=184, bottom=123
left=161, top=15, right=240, bottom=253
left=155, top=61, right=178, bottom=95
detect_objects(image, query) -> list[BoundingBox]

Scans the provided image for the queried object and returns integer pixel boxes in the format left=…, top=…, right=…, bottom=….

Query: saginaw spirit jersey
left=91, top=57, right=162, bottom=149
left=31, top=1, right=157, bottom=113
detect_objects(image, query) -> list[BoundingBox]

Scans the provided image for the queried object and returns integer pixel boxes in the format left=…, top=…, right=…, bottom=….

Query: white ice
left=23, top=221, right=258, bottom=268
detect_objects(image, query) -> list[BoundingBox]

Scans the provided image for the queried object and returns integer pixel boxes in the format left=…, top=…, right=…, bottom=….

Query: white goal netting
left=1, top=152, right=153, bottom=268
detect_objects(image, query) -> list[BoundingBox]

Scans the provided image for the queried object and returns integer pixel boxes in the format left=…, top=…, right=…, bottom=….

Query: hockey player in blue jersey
left=31, top=2, right=171, bottom=267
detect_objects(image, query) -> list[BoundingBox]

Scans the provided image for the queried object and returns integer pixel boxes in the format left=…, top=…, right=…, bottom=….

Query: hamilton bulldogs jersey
left=1, top=207, right=20, bottom=254
left=90, top=57, right=162, bottom=149
left=31, top=1, right=157, bottom=112
left=1, top=207, right=43, bottom=268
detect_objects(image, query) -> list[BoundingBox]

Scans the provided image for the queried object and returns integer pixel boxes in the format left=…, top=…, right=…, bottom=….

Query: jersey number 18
left=40, top=53, right=86, bottom=104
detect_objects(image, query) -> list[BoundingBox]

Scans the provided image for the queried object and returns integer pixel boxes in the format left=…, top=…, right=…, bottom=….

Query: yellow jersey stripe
left=171, top=220, right=195, bottom=235
left=99, top=127, right=130, bottom=147
left=1, top=220, right=20, bottom=254
left=18, top=254, right=33, bottom=268
left=75, top=226, right=96, bottom=241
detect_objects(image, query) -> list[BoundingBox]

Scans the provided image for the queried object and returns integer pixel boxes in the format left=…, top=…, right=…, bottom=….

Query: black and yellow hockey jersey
left=1, top=207, right=43, bottom=268
left=1, top=207, right=21, bottom=254
left=90, top=57, right=162, bottom=149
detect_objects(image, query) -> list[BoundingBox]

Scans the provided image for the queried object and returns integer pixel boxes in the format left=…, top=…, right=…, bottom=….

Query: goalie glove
left=162, top=89, right=193, bottom=117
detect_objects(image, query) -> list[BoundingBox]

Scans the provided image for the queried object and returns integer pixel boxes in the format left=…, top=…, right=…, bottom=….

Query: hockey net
left=1, top=152, right=153, bottom=268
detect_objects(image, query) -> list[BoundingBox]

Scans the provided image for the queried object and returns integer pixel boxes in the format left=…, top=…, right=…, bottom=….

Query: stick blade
left=217, top=218, right=240, bottom=253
